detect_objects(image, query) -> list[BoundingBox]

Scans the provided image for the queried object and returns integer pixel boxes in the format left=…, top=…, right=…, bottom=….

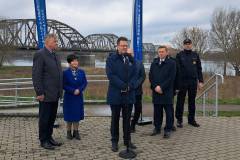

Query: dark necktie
left=123, top=56, right=129, bottom=65
left=52, top=52, right=57, bottom=60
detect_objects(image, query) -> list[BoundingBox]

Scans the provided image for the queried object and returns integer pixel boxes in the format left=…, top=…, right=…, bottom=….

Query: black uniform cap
left=183, top=38, right=192, bottom=44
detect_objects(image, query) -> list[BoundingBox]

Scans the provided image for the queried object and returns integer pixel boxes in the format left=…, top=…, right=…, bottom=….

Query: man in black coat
left=106, top=37, right=137, bottom=152
left=149, top=45, right=176, bottom=138
left=130, top=60, right=146, bottom=133
left=32, top=34, right=63, bottom=150
left=175, top=39, right=204, bottom=128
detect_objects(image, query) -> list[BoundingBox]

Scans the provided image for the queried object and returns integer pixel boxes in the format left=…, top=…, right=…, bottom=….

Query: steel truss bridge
left=0, top=19, right=156, bottom=53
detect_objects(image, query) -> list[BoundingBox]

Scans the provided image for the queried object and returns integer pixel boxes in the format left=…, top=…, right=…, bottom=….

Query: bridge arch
left=0, top=19, right=89, bottom=50
left=85, top=34, right=118, bottom=51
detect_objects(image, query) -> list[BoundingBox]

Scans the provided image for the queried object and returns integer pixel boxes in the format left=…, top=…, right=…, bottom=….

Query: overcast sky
left=1, top=0, right=240, bottom=45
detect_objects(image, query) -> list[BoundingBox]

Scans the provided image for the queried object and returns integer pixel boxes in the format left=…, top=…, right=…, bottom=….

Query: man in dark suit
left=175, top=39, right=204, bottom=128
left=149, top=45, right=176, bottom=138
left=106, top=36, right=137, bottom=152
left=32, top=34, right=63, bottom=150
left=130, top=60, right=146, bottom=133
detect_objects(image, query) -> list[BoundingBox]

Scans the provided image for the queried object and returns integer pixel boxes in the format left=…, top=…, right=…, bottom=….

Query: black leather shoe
left=40, top=141, right=55, bottom=150
left=177, top=122, right=183, bottom=128
left=129, top=142, right=137, bottom=149
left=111, top=142, right=118, bottom=152
left=49, top=138, right=63, bottom=146
left=73, top=130, right=81, bottom=140
left=67, top=130, right=73, bottom=140
left=163, top=132, right=171, bottom=139
left=188, top=121, right=200, bottom=127
left=150, top=129, right=161, bottom=136
left=172, top=126, right=177, bottom=131
left=130, top=124, right=136, bottom=133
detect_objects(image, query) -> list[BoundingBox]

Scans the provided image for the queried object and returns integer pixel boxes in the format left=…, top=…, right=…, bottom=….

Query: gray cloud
left=0, top=0, right=240, bottom=45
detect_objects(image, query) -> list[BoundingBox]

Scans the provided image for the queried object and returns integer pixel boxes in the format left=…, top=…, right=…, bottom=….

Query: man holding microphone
left=106, top=37, right=137, bottom=152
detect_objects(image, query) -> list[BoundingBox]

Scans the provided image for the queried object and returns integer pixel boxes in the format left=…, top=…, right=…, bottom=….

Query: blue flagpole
left=131, top=0, right=143, bottom=61
left=34, top=0, right=48, bottom=49
left=131, top=0, right=152, bottom=126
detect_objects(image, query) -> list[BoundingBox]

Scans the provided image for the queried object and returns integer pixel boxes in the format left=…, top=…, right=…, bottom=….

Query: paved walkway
left=0, top=104, right=239, bottom=117
left=0, top=117, right=240, bottom=160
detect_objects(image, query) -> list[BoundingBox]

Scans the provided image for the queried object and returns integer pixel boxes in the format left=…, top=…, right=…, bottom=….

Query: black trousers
left=39, top=101, right=58, bottom=143
left=153, top=104, right=173, bottom=132
left=170, top=104, right=175, bottom=128
left=175, top=82, right=197, bottom=123
left=131, top=95, right=142, bottom=126
left=110, top=104, right=133, bottom=146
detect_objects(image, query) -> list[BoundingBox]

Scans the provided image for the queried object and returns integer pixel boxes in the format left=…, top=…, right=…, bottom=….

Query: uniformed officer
left=106, top=36, right=137, bottom=152
left=149, top=45, right=176, bottom=138
left=175, top=39, right=204, bottom=128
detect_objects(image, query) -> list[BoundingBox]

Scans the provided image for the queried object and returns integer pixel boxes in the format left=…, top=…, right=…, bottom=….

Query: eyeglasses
left=118, top=45, right=128, bottom=47
left=158, top=51, right=166, bottom=53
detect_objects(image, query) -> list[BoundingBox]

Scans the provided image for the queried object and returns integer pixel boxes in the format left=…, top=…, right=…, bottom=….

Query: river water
left=3, top=56, right=235, bottom=76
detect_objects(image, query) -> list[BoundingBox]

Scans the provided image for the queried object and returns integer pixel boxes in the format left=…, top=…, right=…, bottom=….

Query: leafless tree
left=171, top=27, right=209, bottom=57
left=210, top=8, right=240, bottom=76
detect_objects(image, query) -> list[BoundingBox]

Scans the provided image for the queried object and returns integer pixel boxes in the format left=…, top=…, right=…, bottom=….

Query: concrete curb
left=0, top=113, right=111, bottom=117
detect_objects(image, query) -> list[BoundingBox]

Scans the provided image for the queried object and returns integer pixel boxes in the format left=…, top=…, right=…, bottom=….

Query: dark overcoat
left=106, top=52, right=137, bottom=105
left=135, top=60, right=146, bottom=96
left=149, top=56, right=176, bottom=104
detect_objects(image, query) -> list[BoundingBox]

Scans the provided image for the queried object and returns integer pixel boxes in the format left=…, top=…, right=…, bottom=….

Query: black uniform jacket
left=176, top=50, right=203, bottom=88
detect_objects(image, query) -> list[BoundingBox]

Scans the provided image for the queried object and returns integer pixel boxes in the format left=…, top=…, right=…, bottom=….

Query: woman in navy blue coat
left=63, top=54, right=87, bottom=140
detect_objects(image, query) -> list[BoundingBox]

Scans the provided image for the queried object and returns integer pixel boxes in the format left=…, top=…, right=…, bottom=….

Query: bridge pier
left=77, top=53, right=95, bottom=67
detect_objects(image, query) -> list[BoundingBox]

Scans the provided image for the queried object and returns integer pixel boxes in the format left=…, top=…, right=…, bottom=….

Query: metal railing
left=0, top=75, right=108, bottom=107
left=196, top=73, right=224, bottom=117
left=1, top=73, right=225, bottom=115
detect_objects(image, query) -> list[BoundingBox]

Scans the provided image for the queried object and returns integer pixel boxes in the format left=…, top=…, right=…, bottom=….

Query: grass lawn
left=194, top=111, right=240, bottom=117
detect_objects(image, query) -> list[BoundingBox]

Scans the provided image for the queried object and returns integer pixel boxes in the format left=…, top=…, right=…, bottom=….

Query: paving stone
left=0, top=117, right=240, bottom=160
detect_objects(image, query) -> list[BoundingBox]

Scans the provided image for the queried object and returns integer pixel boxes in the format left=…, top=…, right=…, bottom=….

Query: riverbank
left=0, top=66, right=240, bottom=105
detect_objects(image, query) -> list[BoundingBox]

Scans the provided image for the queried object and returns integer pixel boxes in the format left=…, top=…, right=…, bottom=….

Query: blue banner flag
left=131, top=0, right=143, bottom=61
left=34, top=0, right=48, bottom=49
